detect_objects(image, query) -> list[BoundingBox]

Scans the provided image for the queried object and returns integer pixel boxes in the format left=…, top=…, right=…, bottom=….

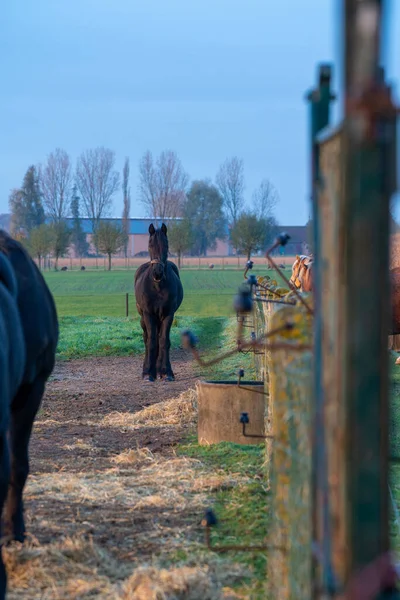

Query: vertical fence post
left=340, top=1, right=397, bottom=592
left=307, top=64, right=337, bottom=596
left=125, top=293, right=129, bottom=318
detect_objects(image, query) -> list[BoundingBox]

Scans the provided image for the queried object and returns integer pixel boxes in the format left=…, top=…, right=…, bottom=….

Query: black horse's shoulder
left=167, top=261, right=181, bottom=279
left=134, top=262, right=150, bottom=283
left=0, top=230, right=58, bottom=384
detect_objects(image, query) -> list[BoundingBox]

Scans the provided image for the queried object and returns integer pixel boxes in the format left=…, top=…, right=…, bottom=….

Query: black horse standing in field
left=134, top=223, right=183, bottom=382
left=0, top=230, right=58, bottom=599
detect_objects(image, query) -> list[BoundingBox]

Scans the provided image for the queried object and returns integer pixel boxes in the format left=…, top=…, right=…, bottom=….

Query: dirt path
left=4, top=352, right=252, bottom=599
left=25, top=351, right=200, bottom=559
left=33, top=351, right=197, bottom=471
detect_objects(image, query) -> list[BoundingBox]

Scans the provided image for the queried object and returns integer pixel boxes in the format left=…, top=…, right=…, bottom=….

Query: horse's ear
left=149, top=224, right=155, bottom=235
left=295, top=255, right=299, bottom=260
left=161, top=223, right=167, bottom=235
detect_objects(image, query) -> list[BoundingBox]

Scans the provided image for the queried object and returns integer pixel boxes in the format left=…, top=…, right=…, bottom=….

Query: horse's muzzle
left=289, top=277, right=301, bottom=290
left=151, top=260, right=165, bottom=282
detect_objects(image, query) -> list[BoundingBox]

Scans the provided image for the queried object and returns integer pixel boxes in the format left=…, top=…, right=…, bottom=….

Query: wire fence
left=36, top=255, right=297, bottom=272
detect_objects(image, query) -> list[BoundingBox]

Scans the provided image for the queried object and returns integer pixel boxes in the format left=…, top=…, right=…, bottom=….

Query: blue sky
left=1, top=1, right=399, bottom=225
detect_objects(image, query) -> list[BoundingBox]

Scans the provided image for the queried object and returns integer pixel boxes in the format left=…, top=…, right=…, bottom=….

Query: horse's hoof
left=164, top=375, right=175, bottom=382
left=143, top=375, right=155, bottom=382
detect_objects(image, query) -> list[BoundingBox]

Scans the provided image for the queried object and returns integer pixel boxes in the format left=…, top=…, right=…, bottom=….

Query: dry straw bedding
left=4, top=387, right=253, bottom=599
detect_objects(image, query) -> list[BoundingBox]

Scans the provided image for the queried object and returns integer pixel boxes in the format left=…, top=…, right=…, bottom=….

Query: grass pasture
left=6, top=268, right=269, bottom=599
left=44, top=268, right=285, bottom=318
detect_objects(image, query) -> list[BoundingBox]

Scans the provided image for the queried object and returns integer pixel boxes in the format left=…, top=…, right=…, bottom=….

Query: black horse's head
left=148, top=223, right=168, bottom=282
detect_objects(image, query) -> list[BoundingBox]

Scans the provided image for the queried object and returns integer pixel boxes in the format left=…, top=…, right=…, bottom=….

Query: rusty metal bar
left=182, top=320, right=313, bottom=369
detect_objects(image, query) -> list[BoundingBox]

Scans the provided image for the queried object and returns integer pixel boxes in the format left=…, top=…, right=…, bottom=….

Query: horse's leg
left=3, top=376, right=45, bottom=542
left=157, top=332, right=162, bottom=379
left=142, top=313, right=158, bottom=381
left=159, top=314, right=174, bottom=381
left=140, top=315, right=149, bottom=378
left=0, top=432, right=10, bottom=598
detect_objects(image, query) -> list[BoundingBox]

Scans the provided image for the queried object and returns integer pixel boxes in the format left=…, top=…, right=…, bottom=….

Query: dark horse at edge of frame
left=134, top=223, right=183, bottom=382
left=0, top=230, right=58, bottom=599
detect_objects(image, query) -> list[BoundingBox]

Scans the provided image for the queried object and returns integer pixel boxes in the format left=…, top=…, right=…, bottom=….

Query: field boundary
left=37, top=255, right=298, bottom=271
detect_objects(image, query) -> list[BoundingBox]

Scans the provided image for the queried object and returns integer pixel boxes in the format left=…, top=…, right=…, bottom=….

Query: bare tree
left=138, top=150, right=188, bottom=219
left=252, top=179, right=279, bottom=220
left=122, top=157, right=131, bottom=257
left=39, top=148, right=72, bottom=222
left=138, top=151, right=157, bottom=217
left=75, top=147, right=120, bottom=229
left=216, top=156, right=245, bottom=224
left=93, top=221, right=124, bottom=271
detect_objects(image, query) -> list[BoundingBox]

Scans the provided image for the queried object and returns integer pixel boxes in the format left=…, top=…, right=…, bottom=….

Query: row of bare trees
left=9, top=146, right=279, bottom=267
left=11, top=146, right=276, bottom=229
left=40, top=147, right=123, bottom=227
left=10, top=147, right=127, bottom=233
left=138, top=153, right=280, bottom=264
left=138, top=151, right=278, bottom=225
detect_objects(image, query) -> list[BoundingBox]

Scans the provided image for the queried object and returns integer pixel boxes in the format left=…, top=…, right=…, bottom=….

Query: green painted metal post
left=306, top=64, right=337, bottom=597
left=342, top=1, right=399, bottom=597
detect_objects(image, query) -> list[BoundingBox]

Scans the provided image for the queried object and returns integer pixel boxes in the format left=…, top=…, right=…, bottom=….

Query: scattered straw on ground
left=6, top=382, right=256, bottom=599
left=102, top=388, right=198, bottom=430
left=5, top=536, right=249, bottom=600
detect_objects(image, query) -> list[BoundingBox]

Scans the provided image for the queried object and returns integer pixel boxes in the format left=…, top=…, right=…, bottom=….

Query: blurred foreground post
left=341, top=0, right=397, bottom=594
left=309, top=0, right=399, bottom=596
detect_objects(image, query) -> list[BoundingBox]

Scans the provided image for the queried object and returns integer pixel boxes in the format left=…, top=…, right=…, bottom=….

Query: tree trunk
left=38, top=255, right=42, bottom=270
left=55, top=255, right=59, bottom=271
left=108, top=253, right=112, bottom=271
left=247, top=250, right=251, bottom=261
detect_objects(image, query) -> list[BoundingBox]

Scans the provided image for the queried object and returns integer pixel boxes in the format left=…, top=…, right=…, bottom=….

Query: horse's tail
left=0, top=252, right=18, bottom=298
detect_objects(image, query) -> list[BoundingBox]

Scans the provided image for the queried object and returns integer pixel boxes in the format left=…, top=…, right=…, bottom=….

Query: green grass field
left=44, top=268, right=287, bottom=318
left=47, top=269, right=258, bottom=369
left=44, top=269, right=248, bottom=318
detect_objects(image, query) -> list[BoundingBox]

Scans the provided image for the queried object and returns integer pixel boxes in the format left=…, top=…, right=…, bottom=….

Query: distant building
left=64, top=217, right=234, bottom=257
left=273, top=225, right=310, bottom=256
left=0, top=213, right=309, bottom=257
